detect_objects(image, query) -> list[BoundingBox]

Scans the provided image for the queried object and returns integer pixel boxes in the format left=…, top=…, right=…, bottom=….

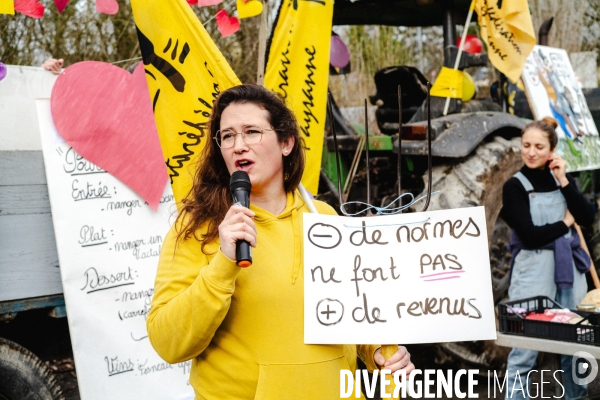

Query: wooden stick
left=442, top=0, right=475, bottom=116
left=574, top=223, right=600, bottom=289
left=343, top=135, right=365, bottom=202
left=381, top=344, right=400, bottom=399
left=256, top=1, right=269, bottom=86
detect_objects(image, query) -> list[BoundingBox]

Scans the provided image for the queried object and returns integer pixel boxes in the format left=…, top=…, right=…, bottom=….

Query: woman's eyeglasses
left=214, top=126, right=274, bottom=149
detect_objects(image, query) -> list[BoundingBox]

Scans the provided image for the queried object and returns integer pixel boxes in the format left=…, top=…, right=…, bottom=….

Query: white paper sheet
left=304, top=207, right=497, bottom=344
left=36, top=99, right=193, bottom=399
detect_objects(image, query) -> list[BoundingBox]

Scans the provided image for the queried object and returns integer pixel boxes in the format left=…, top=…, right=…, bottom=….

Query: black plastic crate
left=498, top=296, right=600, bottom=346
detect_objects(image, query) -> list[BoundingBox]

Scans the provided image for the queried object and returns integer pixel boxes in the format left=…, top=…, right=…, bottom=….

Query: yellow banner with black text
left=131, top=0, right=241, bottom=203
left=475, top=0, right=535, bottom=83
left=264, top=0, right=334, bottom=195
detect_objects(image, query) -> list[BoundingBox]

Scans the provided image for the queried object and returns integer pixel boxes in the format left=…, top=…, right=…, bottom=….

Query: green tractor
left=320, top=0, right=531, bottom=371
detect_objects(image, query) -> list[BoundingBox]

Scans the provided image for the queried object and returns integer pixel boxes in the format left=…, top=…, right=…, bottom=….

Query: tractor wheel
left=0, top=337, right=64, bottom=400
left=413, top=135, right=523, bottom=371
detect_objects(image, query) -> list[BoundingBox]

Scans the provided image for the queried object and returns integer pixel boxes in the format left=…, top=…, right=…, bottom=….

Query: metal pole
left=327, top=93, right=344, bottom=208
left=417, top=27, right=424, bottom=73
left=364, top=98, right=371, bottom=215
left=397, top=85, right=402, bottom=211
left=421, top=81, right=433, bottom=212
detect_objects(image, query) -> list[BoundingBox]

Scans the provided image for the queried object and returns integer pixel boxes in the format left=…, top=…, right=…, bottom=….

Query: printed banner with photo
left=36, top=99, right=193, bottom=400
left=521, top=45, right=600, bottom=171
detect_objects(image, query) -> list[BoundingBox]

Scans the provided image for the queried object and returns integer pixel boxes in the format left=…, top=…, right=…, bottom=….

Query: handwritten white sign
left=36, top=100, right=193, bottom=400
left=304, top=206, right=496, bottom=344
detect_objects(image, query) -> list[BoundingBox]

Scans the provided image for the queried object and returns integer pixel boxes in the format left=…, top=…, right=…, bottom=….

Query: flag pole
left=442, top=0, right=475, bottom=116
left=256, top=1, right=269, bottom=86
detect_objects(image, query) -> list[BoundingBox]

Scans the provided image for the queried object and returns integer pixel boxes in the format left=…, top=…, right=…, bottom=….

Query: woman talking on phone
left=501, top=117, right=594, bottom=400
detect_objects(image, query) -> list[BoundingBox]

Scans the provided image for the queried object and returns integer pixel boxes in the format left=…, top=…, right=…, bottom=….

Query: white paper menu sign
left=36, top=99, right=193, bottom=400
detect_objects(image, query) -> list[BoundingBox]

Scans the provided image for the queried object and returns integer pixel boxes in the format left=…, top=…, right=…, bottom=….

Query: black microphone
left=229, top=171, right=252, bottom=267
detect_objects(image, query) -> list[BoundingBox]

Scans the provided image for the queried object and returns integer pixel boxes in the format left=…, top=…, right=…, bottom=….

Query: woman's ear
left=282, top=136, right=295, bottom=156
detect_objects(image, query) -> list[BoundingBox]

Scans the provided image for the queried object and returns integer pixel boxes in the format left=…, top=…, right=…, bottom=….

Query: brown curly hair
left=522, top=117, right=559, bottom=150
left=176, top=84, right=305, bottom=251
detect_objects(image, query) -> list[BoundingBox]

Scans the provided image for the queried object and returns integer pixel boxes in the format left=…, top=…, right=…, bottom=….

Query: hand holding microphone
left=218, top=171, right=256, bottom=267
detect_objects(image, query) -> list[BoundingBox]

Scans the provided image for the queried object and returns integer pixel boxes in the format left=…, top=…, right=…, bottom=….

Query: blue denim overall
left=505, top=172, right=587, bottom=400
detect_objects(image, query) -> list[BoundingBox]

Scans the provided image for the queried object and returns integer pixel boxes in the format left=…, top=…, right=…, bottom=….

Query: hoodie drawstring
left=291, top=208, right=301, bottom=284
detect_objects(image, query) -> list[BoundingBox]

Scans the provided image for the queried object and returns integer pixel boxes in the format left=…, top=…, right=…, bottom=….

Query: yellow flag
left=476, top=0, right=535, bottom=82
left=131, top=0, right=241, bottom=202
left=0, top=0, right=15, bottom=14
left=264, top=0, right=334, bottom=195
left=430, top=67, right=464, bottom=99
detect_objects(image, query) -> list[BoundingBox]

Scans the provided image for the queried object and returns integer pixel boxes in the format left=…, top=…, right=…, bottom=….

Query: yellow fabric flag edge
left=0, top=0, right=15, bottom=14
left=475, top=0, right=535, bottom=83
left=430, top=67, right=464, bottom=99
left=131, top=0, right=242, bottom=203
left=263, top=0, right=334, bottom=195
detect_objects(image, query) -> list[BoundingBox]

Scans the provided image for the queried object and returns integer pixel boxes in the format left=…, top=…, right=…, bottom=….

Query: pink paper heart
left=50, top=62, right=168, bottom=210
left=96, top=0, right=118, bottom=15
left=0, top=63, right=7, bottom=82
left=197, top=0, right=222, bottom=7
left=215, top=9, right=239, bottom=38
left=14, top=0, right=44, bottom=18
left=54, top=0, right=69, bottom=13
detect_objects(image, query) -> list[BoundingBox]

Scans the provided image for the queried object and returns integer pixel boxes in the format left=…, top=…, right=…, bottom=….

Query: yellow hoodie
left=148, top=190, right=380, bottom=399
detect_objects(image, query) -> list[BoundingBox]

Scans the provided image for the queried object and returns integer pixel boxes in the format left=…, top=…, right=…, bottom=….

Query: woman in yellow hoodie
left=147, top=84, right=414, bottom=399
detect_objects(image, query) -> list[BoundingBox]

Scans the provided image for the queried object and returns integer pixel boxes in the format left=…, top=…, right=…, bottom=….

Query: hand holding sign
left=376, top=345, right=414, bottom=399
